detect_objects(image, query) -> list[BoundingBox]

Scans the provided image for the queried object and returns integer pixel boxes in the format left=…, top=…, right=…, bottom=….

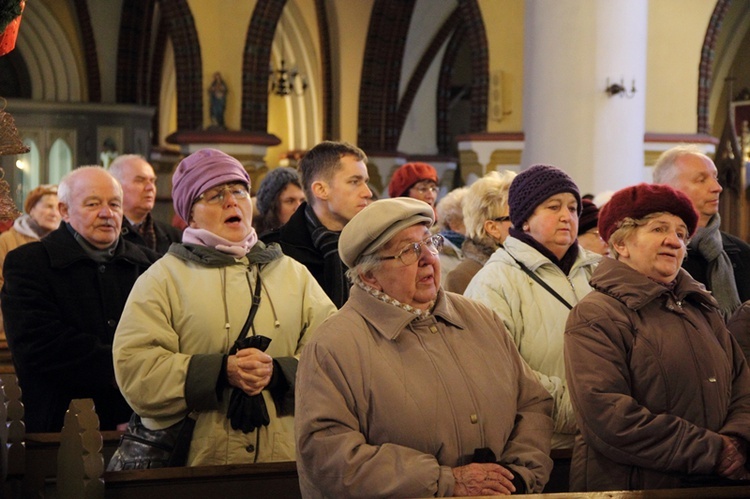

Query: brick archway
left=698, top=0, right=732, bottom=134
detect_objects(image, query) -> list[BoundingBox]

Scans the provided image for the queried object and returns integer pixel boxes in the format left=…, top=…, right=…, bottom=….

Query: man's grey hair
left=435, top=187, right=467, bottom=232
left=108, top=154, right=149, bottom=181
left=58, top=166, right=122, bottom=205
left=652, top=144, right=712, bottom=185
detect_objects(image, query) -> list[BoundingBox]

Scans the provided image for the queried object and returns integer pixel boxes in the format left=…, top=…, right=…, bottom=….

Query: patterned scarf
left=355, top=279, right=434, bottom=318
left=305, top=204, right=348, bottom=308
left=688, top=214, right=741, bottom=318
left=132, top=213, right=157, bottom=251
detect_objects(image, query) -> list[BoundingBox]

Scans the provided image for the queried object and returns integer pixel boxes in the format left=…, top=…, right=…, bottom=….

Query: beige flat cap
left=339, top=197, right=434, bottom=268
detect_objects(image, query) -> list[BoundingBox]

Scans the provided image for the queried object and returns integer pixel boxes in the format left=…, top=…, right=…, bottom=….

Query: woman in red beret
left=564, top=183, right=750, bottom=491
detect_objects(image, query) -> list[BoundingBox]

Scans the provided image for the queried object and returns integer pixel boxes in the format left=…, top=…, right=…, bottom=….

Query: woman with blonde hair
left=444, top=170, right=515, bottom=294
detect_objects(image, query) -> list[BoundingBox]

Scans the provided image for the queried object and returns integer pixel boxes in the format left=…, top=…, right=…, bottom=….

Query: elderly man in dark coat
left=1, top=166, right=158, bottom=433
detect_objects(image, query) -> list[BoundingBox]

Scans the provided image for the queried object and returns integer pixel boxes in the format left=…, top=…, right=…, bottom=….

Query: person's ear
left=311, top=180, right=328, bottom=201
left=360, top=270, right=382, bottom=291
left=612, top=240, right=629, bottom=259
left=484, top=219, right=502, bottom=241
left=58, top=202, right=70, bottom=221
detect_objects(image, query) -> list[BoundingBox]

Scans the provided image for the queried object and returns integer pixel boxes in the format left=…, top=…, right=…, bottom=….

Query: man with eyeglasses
left=296, top=197, right=553, bottom=497
left=262, top=141, right=372, bottom=308
left=388, top=162, right=440, bottom=211
left=109, top=154, right=182, bottom=255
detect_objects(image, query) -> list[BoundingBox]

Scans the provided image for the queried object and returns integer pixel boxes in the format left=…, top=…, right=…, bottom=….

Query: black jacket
left=262, top=203, right=347, bottom=307
left=0, top=224, right=159, bottom=432
left=121, top=216, right=182, bottom=256
left=683, top=231, right=750, bottom=304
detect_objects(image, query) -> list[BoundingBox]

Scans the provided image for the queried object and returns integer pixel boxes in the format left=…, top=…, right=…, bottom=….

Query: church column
left=522, top=0, right=647, bottom=196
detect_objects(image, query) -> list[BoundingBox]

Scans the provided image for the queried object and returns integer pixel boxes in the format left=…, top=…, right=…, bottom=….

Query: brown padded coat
left=564, top=257, right=750, bottom=491
left=296, top=285, right=554, bottom=497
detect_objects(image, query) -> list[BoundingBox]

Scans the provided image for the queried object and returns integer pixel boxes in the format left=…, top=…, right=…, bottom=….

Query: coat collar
left=42, top=223, right=156, bottom=269
left=590, top=257, right=718, bottom=311
left=347, top=285, right=466, bottom=341
left=499, top=235, right=601, bottom=273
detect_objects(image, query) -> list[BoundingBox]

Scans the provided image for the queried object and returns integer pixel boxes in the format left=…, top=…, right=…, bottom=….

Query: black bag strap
left=508, top=253, right=573, bottom=310
left=236, top=268, right=263, bottom=344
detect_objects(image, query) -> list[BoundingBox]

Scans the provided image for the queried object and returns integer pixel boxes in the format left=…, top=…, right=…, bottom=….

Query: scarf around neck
left=305, top=203, right=348, bottom=308
left=509, top=227, right=579, bottom=275
left=13, top=213, right=52, bottom=240
left=688, top=213, right=741, bottom=317
left=182, top=226, right=259, bottom=257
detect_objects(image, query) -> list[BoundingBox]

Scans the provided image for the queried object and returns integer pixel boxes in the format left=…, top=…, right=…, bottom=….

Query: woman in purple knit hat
left=464, top=164, right=601, bottom=451
left=110, top=148, right=335, bottom=468
left=565, top=183, right=750, bottom=491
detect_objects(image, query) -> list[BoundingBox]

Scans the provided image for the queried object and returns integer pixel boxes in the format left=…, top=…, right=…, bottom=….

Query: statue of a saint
left=209, top=72, right=228, bottom=129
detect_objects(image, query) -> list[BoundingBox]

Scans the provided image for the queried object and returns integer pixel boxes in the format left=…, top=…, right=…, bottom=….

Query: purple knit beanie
left=172, top=148, right=250, bottom=222
left=508, top=164, right=582, bottom=229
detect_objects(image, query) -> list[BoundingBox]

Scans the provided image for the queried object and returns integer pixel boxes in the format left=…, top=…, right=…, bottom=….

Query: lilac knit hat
left=508, top=164, right=582, bottom=229
left=172, top=148, right=250, bottom=222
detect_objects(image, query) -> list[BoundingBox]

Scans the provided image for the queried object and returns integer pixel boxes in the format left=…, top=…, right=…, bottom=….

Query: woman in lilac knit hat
left=110, top=148, right=335, bottom=469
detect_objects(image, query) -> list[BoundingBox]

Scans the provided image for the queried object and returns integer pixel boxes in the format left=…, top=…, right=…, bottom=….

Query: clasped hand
left=717, top=435, right=750, bottom=481
left=226, top=347, right=273, bottom=396
left=452, top=462, right=516, bottom=496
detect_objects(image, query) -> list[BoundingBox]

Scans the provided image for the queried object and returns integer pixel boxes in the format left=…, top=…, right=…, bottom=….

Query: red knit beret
left=388, top=162, right=438, bottom=198
left=598, top=183, right=699, bottom=243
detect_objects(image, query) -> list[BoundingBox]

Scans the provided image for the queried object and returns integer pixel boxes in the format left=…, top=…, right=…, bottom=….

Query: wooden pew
left=1, top=374, right=24, bottom=499
left=54, top=399, right=750, bottom=499
left=57, top=399, right=302, bottom=499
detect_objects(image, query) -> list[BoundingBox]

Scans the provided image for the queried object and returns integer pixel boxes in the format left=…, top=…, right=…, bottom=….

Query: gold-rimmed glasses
left=378, top=234, right=444, bottom=266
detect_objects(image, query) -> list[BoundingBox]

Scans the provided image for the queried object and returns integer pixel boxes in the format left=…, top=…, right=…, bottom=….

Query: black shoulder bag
left=508, top=254, right=573, bottom=310
left=107, top=271, right=265, bottom=470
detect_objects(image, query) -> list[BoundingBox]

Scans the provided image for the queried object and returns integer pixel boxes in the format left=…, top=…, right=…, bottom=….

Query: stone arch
left=240, top=0, right=285, bottom=132
left=698, top=0, right=732, bottom=134
left=16, top=0, right=83, bottom=101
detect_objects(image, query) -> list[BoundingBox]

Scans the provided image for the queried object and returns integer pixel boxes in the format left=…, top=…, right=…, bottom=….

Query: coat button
left=107, top=319, right=117, bottom=328
left=429, top=325, right=438, bottom=334
left=98, top=265, right=106, bottom=273
left=245, top=444, right=255, bottom=453
left=470, top=414, right=478, bottom=424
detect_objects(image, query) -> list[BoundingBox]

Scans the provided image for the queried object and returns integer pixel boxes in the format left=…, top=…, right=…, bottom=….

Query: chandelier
left=269, top=58, right=307, bottom=97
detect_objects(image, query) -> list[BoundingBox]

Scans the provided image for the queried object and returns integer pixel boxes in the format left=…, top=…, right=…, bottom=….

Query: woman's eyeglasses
left=493, top=216, right=511, bottom=223
left=196, top=184, right=250, bottom=205
left=412, top=185, right=439, bottom=195
left=379, top=234, right=444, bottom=266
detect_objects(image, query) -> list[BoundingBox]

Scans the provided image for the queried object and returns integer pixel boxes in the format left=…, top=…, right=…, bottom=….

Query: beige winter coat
left=114, top=243, right=336, bottom=465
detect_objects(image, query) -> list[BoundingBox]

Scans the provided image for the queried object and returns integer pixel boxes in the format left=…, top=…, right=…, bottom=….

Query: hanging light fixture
left=269, top=58, right=307, bottom=97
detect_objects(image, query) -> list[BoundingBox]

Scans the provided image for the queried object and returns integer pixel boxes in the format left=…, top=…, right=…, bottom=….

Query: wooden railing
left=3, top=385, right=750, bottom=499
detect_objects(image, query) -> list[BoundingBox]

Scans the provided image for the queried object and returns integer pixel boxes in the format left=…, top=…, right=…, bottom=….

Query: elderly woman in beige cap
left=295, top=197, right=554, bottom=497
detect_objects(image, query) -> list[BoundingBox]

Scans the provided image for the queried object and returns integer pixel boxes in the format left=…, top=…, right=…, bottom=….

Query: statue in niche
left=100, top=137, right=118, bottom=169
left=208, top=72, right=228, bottom=129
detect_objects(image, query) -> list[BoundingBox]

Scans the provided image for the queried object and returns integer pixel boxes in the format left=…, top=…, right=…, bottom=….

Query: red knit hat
left=388, top=162, right=438, bottom=198
left=598, top=183, right=699, bottom=243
